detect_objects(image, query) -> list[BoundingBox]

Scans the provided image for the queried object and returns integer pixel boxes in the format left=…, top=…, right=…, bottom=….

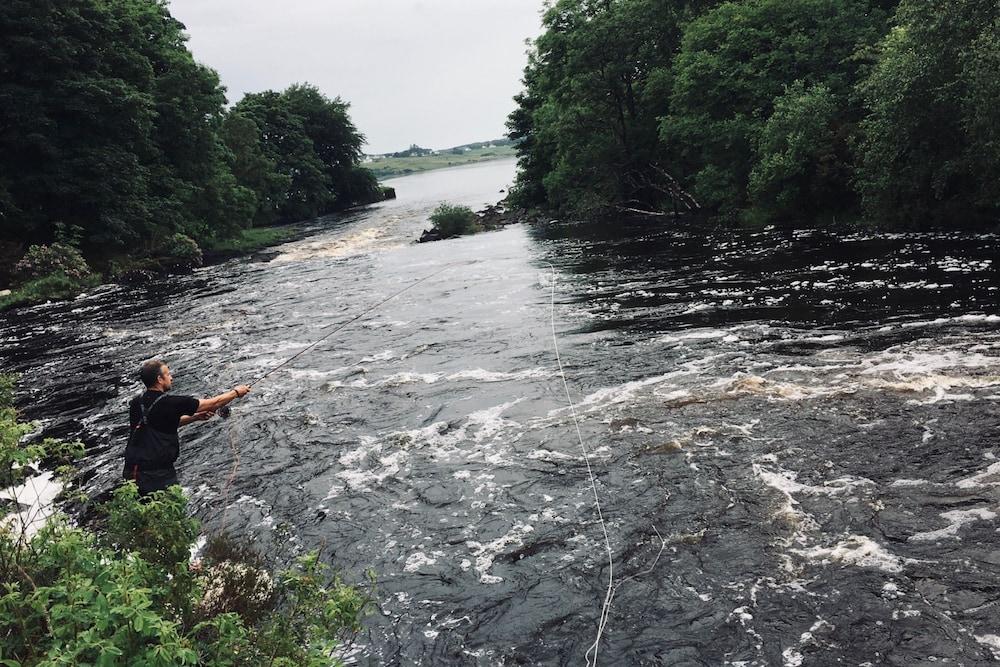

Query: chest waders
left=123, top=394, right=181, bottom=495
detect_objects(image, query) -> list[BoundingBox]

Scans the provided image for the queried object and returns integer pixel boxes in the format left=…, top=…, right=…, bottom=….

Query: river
left=2, top=156, right=1000, bottom=665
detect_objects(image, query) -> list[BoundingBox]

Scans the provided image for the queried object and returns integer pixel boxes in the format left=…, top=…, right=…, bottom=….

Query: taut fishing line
left=544, top=264, right=667, bottom=666
left=217, top=261, right=462, bottom=527
left=542, top=263, right=615, bottom=667
left=212, top=259, right=662, bottom=663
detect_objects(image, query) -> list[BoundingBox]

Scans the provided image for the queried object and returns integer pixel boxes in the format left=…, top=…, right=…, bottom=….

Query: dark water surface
left=3, top=157, right=1000, bottom=665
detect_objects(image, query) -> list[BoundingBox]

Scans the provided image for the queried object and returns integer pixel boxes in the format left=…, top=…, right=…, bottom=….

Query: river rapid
left=3, top=157, right=1000, bottom=665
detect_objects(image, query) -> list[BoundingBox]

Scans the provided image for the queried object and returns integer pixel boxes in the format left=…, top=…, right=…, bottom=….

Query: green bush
left=429, top=203, right=479, bottom=237
left=0, top=373, right=374, bottom=665
left=14, top=243, right=92, bottom=283
left=158, top=233, right=204, bottom=268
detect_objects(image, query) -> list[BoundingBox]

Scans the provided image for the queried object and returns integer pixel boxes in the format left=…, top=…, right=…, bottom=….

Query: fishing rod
left=218, top=261, right=460, bottom=417
left=253, top=262, right=460, bottom=384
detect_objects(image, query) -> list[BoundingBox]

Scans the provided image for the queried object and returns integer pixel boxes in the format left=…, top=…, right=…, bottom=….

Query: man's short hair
left=139, top=359, right=166, bottom=388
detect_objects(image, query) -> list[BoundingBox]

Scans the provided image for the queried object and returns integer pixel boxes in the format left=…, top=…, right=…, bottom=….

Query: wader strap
left=140, top=393, right=170, bottom=427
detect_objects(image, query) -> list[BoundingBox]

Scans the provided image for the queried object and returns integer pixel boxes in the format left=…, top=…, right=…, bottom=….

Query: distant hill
left=364, top=139, right=516, bottom=179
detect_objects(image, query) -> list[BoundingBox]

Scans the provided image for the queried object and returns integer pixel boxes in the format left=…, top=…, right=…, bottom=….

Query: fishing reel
left=218, top=405, right=232, bottom=420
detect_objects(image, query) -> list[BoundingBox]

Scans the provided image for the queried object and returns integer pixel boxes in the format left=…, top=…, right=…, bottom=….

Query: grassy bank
left=0, top=226, right=302, bottom=313
left=365, top=145, right=516, bottom=179
left=201, top=225, right=299, bottom=256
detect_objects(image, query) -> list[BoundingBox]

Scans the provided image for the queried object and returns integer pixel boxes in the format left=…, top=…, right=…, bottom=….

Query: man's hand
left=233, top=385, right=251, bottom=398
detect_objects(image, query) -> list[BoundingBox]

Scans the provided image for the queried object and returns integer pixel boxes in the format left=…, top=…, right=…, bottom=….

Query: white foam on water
left=754, top=465, right=874, bottom=498
left=782, top=647, right=803, bottom=667
left=908, top=507, right=998, bottom=542
left=974, top=634, right=1000, bottom=660
left=956, top=461, right=1000, bottom=489
left=727, top=606, right=764, bottom=653
left=360, top=350, right=396, bottom=362
left=446, top=367, right=552, bottom=382
left=657, top=329, right=730, bottom=345
left=861, top=350, right=999, bottom=376
left=163, top=335, right=226, bottom=356
left=559, top=372, right=682, bottom=415
left=466, top=522, right=534, bottom=584
left=271, top=226, right=390, bottom=262
left=328, top=402, right=523, bottom=497
left=792, top=535, right=909, bottom=573
left=526, top=448, right=576, bottom=462
left=403, top=551, right=438, bottom=573
left=752, top=464, right=819, bottom=534
left=190, top=535, right=208, bottom=561
left=899, top=314, right=1000, bottom=328
left=328, top=368, right=551, bottom=389
left=720, top=375, right=852, bottom=401
left=0, top=470, right=62, bottom=540
left=891, top=479, right=928, bottom=487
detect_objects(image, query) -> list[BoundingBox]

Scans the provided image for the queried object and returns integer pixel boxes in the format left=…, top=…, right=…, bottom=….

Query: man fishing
left=125, top=358, right=250, bottom=495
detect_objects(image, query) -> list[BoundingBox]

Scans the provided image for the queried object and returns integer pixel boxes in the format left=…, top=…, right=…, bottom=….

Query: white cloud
left=167, top=0, right=544, bottom=153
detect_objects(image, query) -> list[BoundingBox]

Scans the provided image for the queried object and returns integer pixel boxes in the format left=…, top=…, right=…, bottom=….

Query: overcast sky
left=167, top=0, right=545, bottom=154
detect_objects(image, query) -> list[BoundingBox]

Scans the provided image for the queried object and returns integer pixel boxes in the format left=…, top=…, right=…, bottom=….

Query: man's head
left=139, top=359, right=172, bottom=391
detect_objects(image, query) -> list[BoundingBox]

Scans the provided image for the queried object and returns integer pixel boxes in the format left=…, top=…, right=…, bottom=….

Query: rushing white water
left=3, top=158, right=1000, bottom=664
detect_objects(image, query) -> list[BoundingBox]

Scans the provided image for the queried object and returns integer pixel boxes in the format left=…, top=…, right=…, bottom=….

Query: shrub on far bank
left=14, top=242, right=92, bottom=283
left=158, top=233, right=204, bottom=269
left=0, top=242, right=100, bottom=311
left=429, top=203, right=479, bottom=237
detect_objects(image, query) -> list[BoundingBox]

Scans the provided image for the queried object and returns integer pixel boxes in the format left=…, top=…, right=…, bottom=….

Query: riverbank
left=0, top=224, right=307, bottom=312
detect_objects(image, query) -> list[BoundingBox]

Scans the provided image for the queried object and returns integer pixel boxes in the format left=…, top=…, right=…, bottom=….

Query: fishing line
left=217, top=261, right=461, bottom=527
left=247, top=261, right=463, bottom=388
left=544, top=264, right=670, bottom=666
left=542, top=263, right=615, bottom=667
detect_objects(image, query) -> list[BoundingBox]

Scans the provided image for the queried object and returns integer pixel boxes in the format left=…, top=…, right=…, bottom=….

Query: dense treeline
left=0, top=0, right=380, bottom=283
left=508, top=0, right=1000, bottom=227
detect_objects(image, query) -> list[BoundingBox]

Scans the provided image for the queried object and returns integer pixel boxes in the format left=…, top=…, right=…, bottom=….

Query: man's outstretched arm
left=197, top=385, right=251, bottom=413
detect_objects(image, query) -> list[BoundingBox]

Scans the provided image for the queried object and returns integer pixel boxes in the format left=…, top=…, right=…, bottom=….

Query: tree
left=0, top=0, right=253, bottom=261
left=0, top=0, right=156, bottom=253
left=232, top=85, right=378, bottom=224
left=661, top=0, right=886, bottom=217
left=507, top=0, right=713, bottom=214
left=749, top=82, right=852, bottom=221
left=856, top=0, right=1000, bottom=226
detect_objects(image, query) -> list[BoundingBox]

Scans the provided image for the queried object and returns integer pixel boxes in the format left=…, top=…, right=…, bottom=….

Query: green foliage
left=0, top=1, right=375, bottom=272
left=0, top=375, right=375, bottom=665
left=0, top=374, right=14, bottom=409
left=504, top=0, right=1000, bottom=227
left=0, top=372, right=84, bottom=496
left=0, top=272, right=102, bottom=312
left=201, top=226, right=297, bottom=255
left=856, top=0, right=1000, bottom=226
left=230, top=84, right=379, bottom=226
left=662, top=0, right=884, bottom=216
left=157, top=233, right=204, bottom=269
left=749, top=82, right=852, bottom=220
left=429, top=203, right=479, bottom=237
left=507, top=0, right=706, bottom=214
left=14, top=243, right=93, bottom=283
